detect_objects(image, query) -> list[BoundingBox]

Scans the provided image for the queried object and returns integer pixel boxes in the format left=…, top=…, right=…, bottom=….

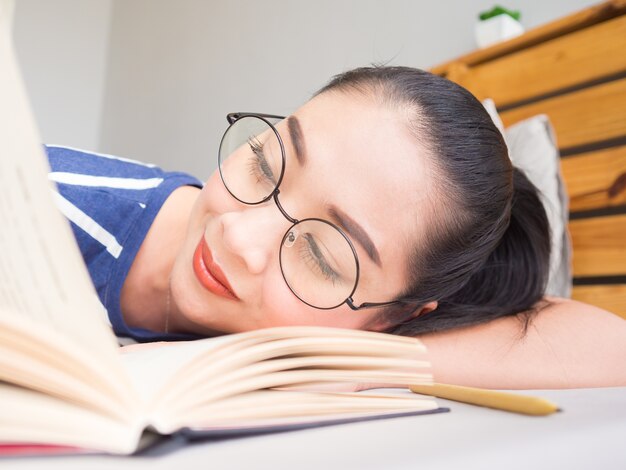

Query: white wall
left=99, top=0, right=599, bottom=179
left=14, top=0, right=599, bottom=179
left=13, top=0, right=112, bottom=151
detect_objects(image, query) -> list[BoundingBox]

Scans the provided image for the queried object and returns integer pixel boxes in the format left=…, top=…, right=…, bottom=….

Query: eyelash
left=247, top=137, right=275, bottom=184
left=300, top=234, right=340, bottom=284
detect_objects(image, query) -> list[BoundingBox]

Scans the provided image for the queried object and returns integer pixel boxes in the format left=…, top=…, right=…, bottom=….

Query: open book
left=0, top=0, right=443, bottom=455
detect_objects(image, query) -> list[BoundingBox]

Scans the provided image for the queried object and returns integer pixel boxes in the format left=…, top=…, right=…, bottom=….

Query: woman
left=48, top=66, right=626, bottom=388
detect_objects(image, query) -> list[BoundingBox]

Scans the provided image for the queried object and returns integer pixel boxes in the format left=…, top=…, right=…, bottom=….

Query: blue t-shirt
left=46, top=145, right=203, bottom=342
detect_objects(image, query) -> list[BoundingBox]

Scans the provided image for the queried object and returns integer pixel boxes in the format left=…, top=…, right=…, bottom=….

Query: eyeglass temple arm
left=227, top=112, right=287, bottom=124
left=345, top=297, right=418, bottom=311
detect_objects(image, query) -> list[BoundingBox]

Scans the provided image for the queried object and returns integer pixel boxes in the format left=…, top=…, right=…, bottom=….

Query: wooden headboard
left=430, top=0, right=626, bottom=319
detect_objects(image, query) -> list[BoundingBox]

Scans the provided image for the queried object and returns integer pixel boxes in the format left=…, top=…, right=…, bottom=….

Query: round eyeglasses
left=218, top=112, right=410, bottom=311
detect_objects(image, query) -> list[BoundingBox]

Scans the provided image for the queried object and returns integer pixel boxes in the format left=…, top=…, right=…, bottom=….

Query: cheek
left=259, top=272, right=373, bottom=330
left=200, top=171, right=235, bottom=211
left=190, top=171, right=241, bottom=228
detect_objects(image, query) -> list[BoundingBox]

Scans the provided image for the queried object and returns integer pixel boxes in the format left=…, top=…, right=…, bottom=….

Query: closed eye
left=300, top=233, right=341, bottom=284
left=247, top=137, right=276, bottom=184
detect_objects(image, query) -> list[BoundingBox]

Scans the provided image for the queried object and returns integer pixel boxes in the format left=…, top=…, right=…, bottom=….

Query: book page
left=120, top=336, right=236, bottom=402
left=120, top=326, right=428, bottom=405
left=168, top=389, right=438, bottom=433
left=0, top=0, right=120, bottom=363
left=0, top=382, right=141, bottom=454
left=118, top=327, right=431, bottom=431
left=0, top=314, right=140, bottom=418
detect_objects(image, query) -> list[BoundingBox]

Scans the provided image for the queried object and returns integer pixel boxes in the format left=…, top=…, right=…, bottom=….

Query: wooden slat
left=562, top=145, right=626, bottom=212
left=453, top=15, right=626, bottom=106
left=572, top=284, right=626, bottom=319
left=431, top=0, right=626, bottom=75
left=500, top=78, right=626, bottom=150
left=570, top=214, right=626, bottom=276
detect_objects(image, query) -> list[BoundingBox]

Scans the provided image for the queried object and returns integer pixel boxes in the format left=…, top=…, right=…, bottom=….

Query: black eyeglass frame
left=220, top=112, right=414, bottom=312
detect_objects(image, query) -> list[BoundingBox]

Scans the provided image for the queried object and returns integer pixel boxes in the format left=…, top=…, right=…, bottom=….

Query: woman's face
left=169, top=91, right=433, bottom=335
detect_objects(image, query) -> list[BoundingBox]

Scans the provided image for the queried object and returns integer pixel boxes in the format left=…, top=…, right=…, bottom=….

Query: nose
left=219, top=202, right=292, bottom=275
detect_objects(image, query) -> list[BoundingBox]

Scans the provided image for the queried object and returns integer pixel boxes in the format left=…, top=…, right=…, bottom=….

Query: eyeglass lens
left=218, top=116, right=359, bottom=309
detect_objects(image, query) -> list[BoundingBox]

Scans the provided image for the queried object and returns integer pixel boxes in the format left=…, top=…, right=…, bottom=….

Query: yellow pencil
left=409, top=383, right=560, bottom=416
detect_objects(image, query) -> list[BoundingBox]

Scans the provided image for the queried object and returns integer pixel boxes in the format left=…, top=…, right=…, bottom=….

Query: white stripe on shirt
left=46, top=145, right=157, bottom=167
left=49, top=172, right=163, bottom=190
left=52, top=191, right=123, bottom=259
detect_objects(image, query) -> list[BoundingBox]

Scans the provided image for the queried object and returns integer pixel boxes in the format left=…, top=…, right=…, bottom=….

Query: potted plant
left=475, top=5, right=524, bottom=48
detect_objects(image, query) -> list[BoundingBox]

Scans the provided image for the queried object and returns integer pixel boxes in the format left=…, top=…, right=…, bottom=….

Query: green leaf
left=479, top=5, right=521, bottom=21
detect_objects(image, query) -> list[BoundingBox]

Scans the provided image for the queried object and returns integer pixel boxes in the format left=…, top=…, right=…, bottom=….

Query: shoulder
left=45, top=144, right=157, bottom=170
left=45, top=144, right=174, bottom=180
left=44, top=144, right=202, bottom=221
left=44, top=144, right=201, bottom=250
left=43, top=145, right=203, bottom=341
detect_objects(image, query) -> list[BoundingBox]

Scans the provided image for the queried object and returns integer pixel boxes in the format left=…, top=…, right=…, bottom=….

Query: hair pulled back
left=317, top=66, right=551, bottom=335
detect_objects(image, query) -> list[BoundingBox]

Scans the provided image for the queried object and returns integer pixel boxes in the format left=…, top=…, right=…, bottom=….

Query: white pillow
left=482, top=99, right=572, bottom=298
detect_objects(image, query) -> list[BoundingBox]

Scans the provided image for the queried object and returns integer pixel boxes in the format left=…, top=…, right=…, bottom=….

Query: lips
left=192, top=237, right=239, bottom=300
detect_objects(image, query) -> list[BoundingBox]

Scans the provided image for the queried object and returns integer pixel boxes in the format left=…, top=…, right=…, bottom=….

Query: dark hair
left=317, top=66, right=551, bottom=335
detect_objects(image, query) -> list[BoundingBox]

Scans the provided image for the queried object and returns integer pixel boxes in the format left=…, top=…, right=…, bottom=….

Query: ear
left=417, top=301, right=438, bottom=317
left=365, top=301, right=438, bottom=333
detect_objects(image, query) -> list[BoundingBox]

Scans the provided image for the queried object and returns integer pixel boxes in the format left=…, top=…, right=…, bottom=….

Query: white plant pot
left=475, top=14, right=525, bottom=48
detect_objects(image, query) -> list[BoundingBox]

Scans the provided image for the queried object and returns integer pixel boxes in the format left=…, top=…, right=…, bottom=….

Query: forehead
left=282, top=91, right=432, bottom=289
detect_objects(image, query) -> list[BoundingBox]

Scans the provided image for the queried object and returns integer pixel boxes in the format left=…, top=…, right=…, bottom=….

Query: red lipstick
left=193, top=237, right=239, bottom=300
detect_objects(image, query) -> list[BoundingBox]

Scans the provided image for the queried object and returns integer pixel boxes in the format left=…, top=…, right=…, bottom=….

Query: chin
left=170, top=278, right=258, bottom=335
left=169, top=270, right=215, bottom=333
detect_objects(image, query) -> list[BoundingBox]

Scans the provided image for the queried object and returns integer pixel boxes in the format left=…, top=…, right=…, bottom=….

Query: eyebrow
left=327, top=205, right=382, bottom=268
left=287, top=116, right=307, bottom=166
